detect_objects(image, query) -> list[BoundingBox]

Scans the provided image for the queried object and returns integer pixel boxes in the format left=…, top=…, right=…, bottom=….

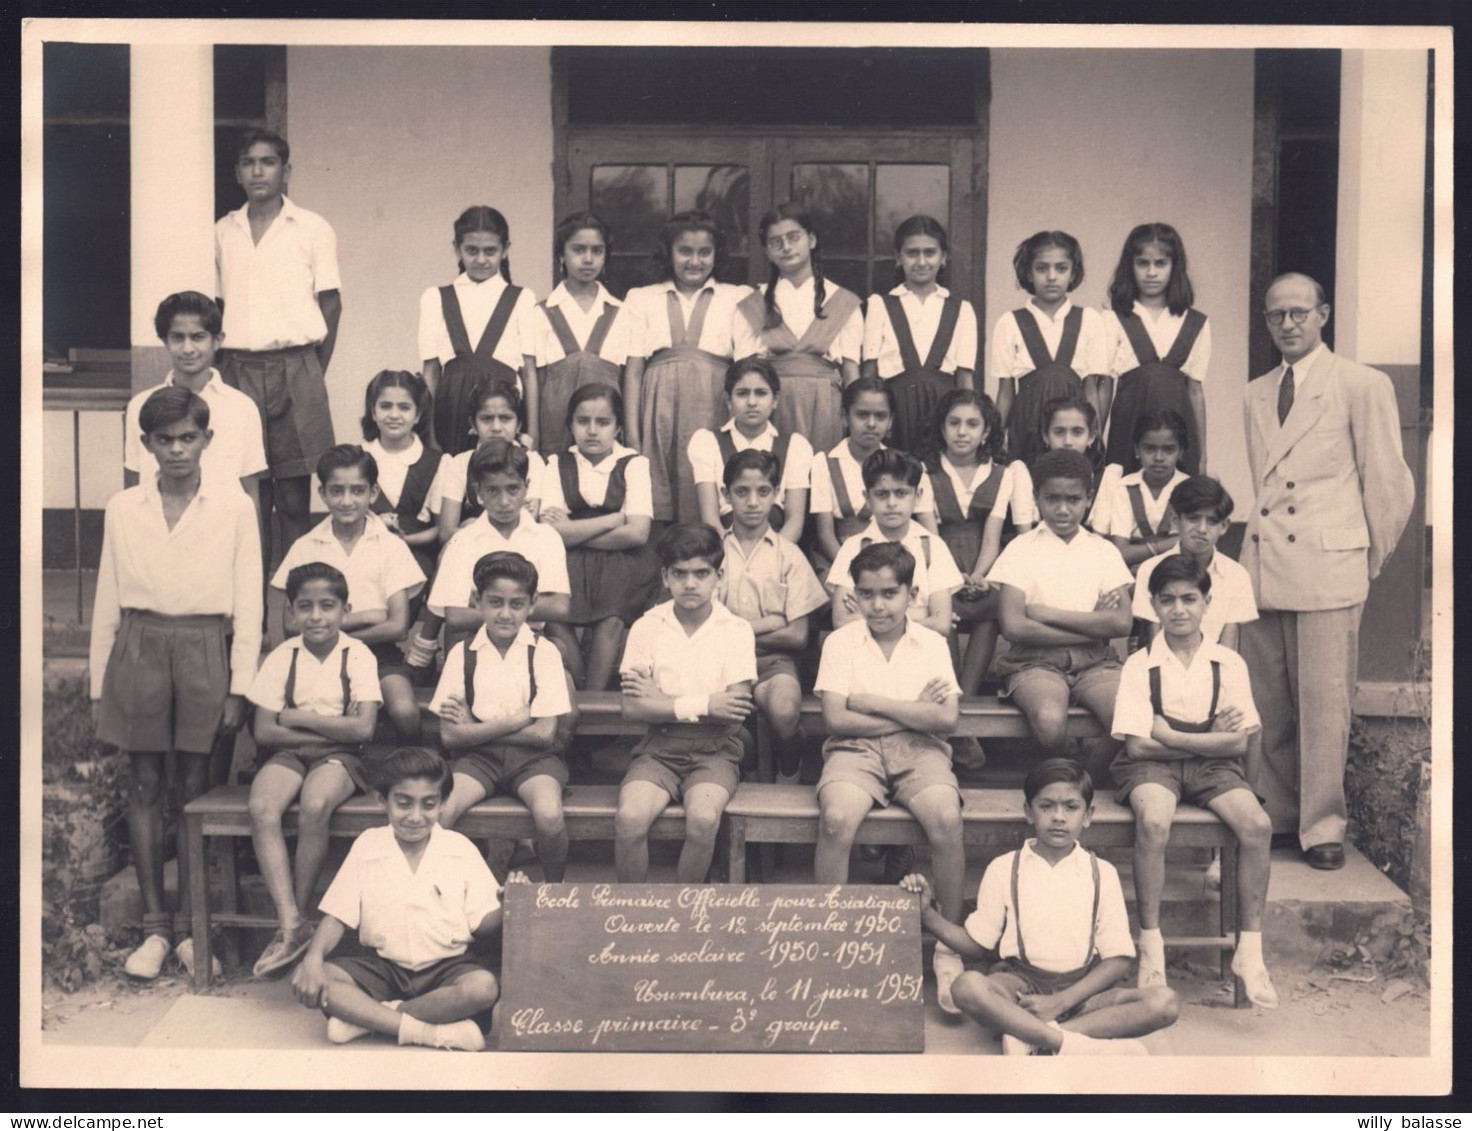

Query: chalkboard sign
left=499, top=883, right=925, bottom=1053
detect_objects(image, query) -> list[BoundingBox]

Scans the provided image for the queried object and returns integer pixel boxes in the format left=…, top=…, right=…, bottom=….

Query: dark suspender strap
left=1055, top=306, right=1083, bottom=370
left=397, top=448, right=442, bottom=527
left=797, top=288, right=860, bottom=353
left=339, top=648, right=351, bottom=711
left=829, top=455, right=859, bottom=519
left=1088, top=851, right=1100, bottom=961
left=923, top=296, right=963, bottom=370
left=438, top=286, right=474, bottom=358
left=1118, top=312, right=1160, bottom=366
left=1149, top=663, right=1165, bottom=717
left=477, top=285, right=523, bottom=358
left=970, top=461, right=1006, bottom=519
left=602, top=454, right=634, bottom=514
left=882, top=294, right=923, bottom=373
left=541, top=302, right=582, bottom=357
left=716, top=430, right=737, bottom=469
left=527, top=638, right=539, bottom=706
left=463, top=642, right=476, bottom=712
left=666, top=291, right=688, bottom=348
left=1161, top=309, right=1208, bottom=370
left=684, top=289, right=714, bottom=347
left=1208, top=659, right=1221, bottom=718
left=1010, top=849, right=1028, bottom=967
left=1151, top=657, right=1223, bottom=731
left=584, top=302, right=621, bottom=356
left=771, top=432, right=792, bottom=479
left=1126, top=483, right=1163, bottom=540
left=924, top=456, right=964, bottom=524
left=557, top=454, right=591, bottom=515
left=1011, top=308, right=1053, bottom=370
left=284, top=649, right=298, bottom=710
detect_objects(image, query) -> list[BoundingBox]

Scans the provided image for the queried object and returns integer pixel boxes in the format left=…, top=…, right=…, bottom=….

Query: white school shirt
left=428, top=624, right=572, bottom=722
left=533, top=282, right=632, bottom=367
left=619, top=600, right=758, bottom=697
left=814, top=618, right=960, bottom=703
left=426, top=446, right=547, bottom=516
left=718, top=528, right=830, bottom=626
left=985, top=523, right=1133, bottom=610
left=361, top=437, right=435, bottom=523
left=988, top=299, right=1110, bottom=381
left=418, top=272, right=540, bottom=372
left=1102, top=303, right=1212, bottom=380
left=965, top=842, right=1135, bottom=973
left=731, top=276, right=863, bottom=365
left=1111, top=634, right=1261, bottom=740
left=89, top=474, right=262, bottom=697
left=826, top=520, right=966, bottom=618
left=936, top=455, right=1036, bottom=526
left=319, top=824, right=500, bottom=971
left=687, top=421, right=815, bottom=497
left=270, top=514, right=426, bottom=612
left=1092, top=469, right=1190, bottom=540
left=808, top=443, right=936, bottom=519
left=427, top=511, right=571, bottom=617
left=540, top=445, right=654, bottom=519
left=123, top=370, right=268, bottom=484
left=623, top=280, right=752, bottom=359
left=214, top=196, right=340, bottom=351
left=247, top=634, right=382, bottom=716
left=1132, top=548, right=1259, bottom=643
left=862, top=285, right=979, bottom=378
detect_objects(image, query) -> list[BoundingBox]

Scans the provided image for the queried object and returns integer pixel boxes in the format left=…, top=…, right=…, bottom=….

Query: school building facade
left=38, top=37, right=1433, bottom=687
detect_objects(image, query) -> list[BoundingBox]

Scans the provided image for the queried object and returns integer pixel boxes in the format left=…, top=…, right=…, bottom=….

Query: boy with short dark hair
left=826, top=448, right=965, bottom=640
left=1111, top=554, right=1277, bottom=1006
left=903, top=759, right=1179, bottom=1055
left=718, top=450, right=829, bottom=784
left=431, top=551, right=578, bottom=882
left=272, top=444, right=427, bottom=737
left=616, top=524, right=757, bottom=883
left=987, top=448, right=1134, bottom=755
left=246, top=562, right=381, bottom=977
left=215, top=127, right=343, bottom=564
left=125, top=291, right=266, bottom=503
left=1132, top=475, right=1257, bottom=650
left=815, top=541, right=968, bottom=1013
left=290, top=747, right=504, bottom=1052
left=413, top=438, right=571, bottom=667
left=91, top=385, right=262, bottom=980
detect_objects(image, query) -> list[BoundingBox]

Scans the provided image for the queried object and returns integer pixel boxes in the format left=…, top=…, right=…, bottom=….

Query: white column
left=1335, top=49, right=1427, bottom=365
left=130, top=44, right=215, bottom=390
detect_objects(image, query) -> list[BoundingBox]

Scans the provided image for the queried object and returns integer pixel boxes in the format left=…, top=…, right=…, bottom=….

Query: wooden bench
left=723, top=783, right=1246, bottom=1007
left=183, top=782, right=695, bottom=991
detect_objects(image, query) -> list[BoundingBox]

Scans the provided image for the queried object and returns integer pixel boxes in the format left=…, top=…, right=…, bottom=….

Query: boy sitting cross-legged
left=431, top=551, right=578, bottom=882
left=814, top=541, right=968, bottom=1014
left=717, top=450, right=830, bottom=784
left=247, top=562, right=381, bottom=977
left=902, top=759, right=1179, bottom=1055
left=616, top=524, right=758, bottom=884
left=290, top=747, right=505, bottom=1052
left=1110, top=554, right=1277, bottom=1007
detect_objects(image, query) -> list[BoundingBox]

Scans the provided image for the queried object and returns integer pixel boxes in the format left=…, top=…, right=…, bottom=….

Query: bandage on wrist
left=673, top=694, right=709, bottom=723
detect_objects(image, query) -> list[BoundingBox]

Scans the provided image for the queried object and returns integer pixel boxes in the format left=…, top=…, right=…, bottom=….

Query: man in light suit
left=1239, top=273, right=1415, bottom=869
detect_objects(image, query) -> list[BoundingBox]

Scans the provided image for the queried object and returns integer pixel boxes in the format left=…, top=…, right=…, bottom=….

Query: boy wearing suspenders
left=247, top=563, right=383, bottom=977
left=1110, top=553, right=1279, bottom=1008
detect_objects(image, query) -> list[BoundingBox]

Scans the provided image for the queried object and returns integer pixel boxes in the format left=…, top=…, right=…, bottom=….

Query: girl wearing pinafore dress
left=623, top=210, right=752, bottom=526
left=733, top=205, right=862, bottom=459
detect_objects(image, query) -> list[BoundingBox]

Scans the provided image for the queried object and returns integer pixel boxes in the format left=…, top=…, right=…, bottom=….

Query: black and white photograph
left=18, top=15, right=1452, bottom=1099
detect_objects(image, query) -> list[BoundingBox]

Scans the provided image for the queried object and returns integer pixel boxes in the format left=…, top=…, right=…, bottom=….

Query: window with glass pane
left=674, top=164, right=750, bottom=286
left=591, top=164, right=667, bottom=297
left=876, top=165, right=949, bottom=253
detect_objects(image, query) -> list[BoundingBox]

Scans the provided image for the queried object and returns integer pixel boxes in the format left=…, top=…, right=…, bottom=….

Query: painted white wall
left=1335, top=49, right=1427, bottom=366
left=43, top=412, right=125, bottom=508
left=986, top=48, right=1256, bottom=516
left=286, top=46, right=555, bottom=450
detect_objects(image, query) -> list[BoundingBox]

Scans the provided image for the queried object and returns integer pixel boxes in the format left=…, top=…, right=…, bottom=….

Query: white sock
left=397, top=1014, right=431, bottom=1047
left=1139, top=927, right=1165, bottom=962
left=1235, top=930, right=1264, bottom=965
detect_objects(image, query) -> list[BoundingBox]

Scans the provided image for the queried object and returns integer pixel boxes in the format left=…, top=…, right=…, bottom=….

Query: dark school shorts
left=329, top=951, right=490, bottom=1004
left=1110, top=752, right=1256, bottom=808
left=96, top=610, right=230, bottom=754
left=624, top=726, right=748, bottom=801
left=222, top=345, right=334, bottom=479
left=451, top=743, right=570, bottom=798
left=818, top=731, right=961, bottom=810
left=258, top=745, right=378, bottom=794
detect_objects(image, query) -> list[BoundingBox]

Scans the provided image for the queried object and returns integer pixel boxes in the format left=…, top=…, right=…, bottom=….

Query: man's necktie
left=1277, top=364, right=1295, bottom=426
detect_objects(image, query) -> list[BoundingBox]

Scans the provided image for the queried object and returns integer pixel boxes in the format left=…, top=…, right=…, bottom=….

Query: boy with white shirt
left=412, top=440, right=571, bottom=666
left=827, top=449, right=964, bottom=640
left=616, top=525, right=758, bottom=884
left=290, top=746, right=502, bottom=1052
left=125, top=292, right=266, bottom=503
left=1110, top=554, right=1277, bottom=1007
left=431, top=552, right=577, bottom=883
left=988, top=449, right=1134, bottom=756
left=92, top=386, right=262, bottom=982
left=246, top=562, right=381, bottom=977
left=814, top=541, right=967, bottom=1013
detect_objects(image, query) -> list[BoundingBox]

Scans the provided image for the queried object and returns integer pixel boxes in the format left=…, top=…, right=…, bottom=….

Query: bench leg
left=217, top=837, right=242, bottom=972
left=185, top=811, right=213, bottom=992
left=726, top=819, right=747, bottom=885
left=1219, top=836, right=1246, bottom=1008
left=754, top=716, right=773, bottom=785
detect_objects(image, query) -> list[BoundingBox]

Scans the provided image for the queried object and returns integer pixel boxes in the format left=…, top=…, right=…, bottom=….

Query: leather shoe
left=1305, top=843, right=1345, bottom=870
